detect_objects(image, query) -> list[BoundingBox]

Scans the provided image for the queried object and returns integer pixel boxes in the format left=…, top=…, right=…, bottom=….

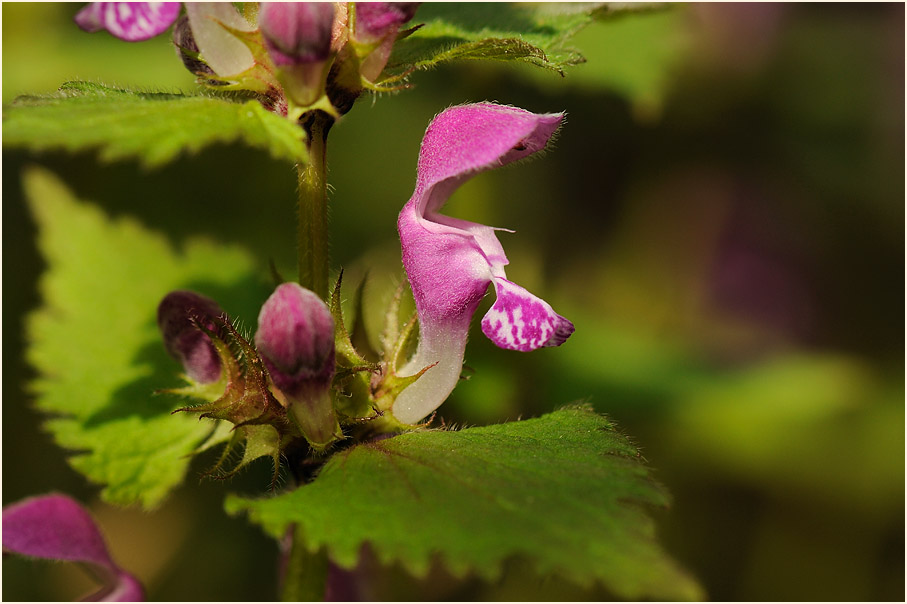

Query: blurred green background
left=3, top=3, right=904, bottom=601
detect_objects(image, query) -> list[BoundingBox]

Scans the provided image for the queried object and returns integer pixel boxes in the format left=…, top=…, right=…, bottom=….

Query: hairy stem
left=297, top=111, right=333, bottom=299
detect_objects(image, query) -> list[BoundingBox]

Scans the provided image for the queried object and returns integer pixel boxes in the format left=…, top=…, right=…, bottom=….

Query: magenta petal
left=354, top=2, right=420, bottom=43
left=414, top=103, right=563, bottom=215
left=482, top=278, right=575, bottom=351
left=76, top=3, right=181, bottom=42
left=2, top=494, right=144, bottom=602
left=394, top=103, right=571, bottom=424
left=75, top=3, right=105, bottom=32
left=157, top=290, right=225, bottom=384
left=254, top=282, right=335, bottom=396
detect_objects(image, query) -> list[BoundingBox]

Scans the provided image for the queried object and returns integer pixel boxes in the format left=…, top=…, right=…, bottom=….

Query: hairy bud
left=353, top=2, right=420, bottom=45
left=259, top=2, right=335, bottom=66
left=352, top=2, right=420, bottom=81
left=255, top=283, right=339, bottom=450
left=259, top=2, right=337, bottom=108
left=157, top=290, right=225, bottom=383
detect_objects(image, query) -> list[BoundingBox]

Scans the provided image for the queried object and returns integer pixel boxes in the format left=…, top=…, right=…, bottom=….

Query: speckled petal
left=76, top=3, right=181, bottom=42
left=482, top=278, right=575, bottom=351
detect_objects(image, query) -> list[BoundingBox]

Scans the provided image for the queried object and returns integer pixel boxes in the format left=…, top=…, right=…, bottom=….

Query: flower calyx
left=158, top=289, right=301, bottom=485
left=177, top=4, right=287, bottom=112
left=327, top=272, right=432, bottom=436
left=166, top=311, right=297, bottom=485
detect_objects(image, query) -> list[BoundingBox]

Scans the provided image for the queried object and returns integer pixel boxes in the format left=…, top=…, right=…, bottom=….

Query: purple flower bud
left=353, top=2, right=420, bottom=44
left=255, top=282, right=335, bottom=394
left=352, top=3, right=419, bottom=82
left=255, top=283, right=339, bottom=449
left=157, top=290, right=225, bottom=383
left=259, top=2, right=335, bottom=67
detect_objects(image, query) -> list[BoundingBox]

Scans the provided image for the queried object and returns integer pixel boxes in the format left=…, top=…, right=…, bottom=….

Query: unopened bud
left=255, top=283, right=335, bottom=392
left=259, top=2, right=336, bottom=108
left=352, top=2, right=420, bottom=82
left=157, top=291, right=225, bottom=383
left=353, top=2, right=420, bottom=45
left=255, top=283, right=339, bottom=450
left=260, top=2, right=335, bottom=66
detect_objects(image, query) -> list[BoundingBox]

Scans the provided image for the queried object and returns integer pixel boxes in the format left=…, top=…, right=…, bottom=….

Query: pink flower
left=394, top=103, right=574, bottom=424
left=74, top=2, right=180, bottom=42
left=2, top=494, right=144, bottom=601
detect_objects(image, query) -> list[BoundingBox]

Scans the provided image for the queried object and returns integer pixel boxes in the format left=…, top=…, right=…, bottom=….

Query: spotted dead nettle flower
left=2, top=494, right=144, bottom=601
left=393, top=103, right=575, bottom=424
left=75, top=2, right=180, bottom=41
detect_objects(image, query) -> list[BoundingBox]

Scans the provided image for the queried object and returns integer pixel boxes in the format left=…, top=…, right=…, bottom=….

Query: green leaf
left=227, top=406, right=703, bottom=600
left=4, top=82, right=307, bottom=168
left=24, top=166, right=267, bottom=508
left=387, top=3, right=668, bottom=77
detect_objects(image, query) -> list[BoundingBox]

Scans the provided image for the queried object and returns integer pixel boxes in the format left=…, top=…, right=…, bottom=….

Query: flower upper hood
left=394, top=103, right=575, bottom=424
left=2, top=494, right=144, bottom=601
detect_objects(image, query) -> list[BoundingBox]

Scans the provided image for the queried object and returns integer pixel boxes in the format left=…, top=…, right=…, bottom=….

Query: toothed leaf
left=24, top=167, right=265, bottom=508
left=386, top=3, right=668, bottom=77
left=3, top=81, right=307, bottom=168
left=226, top=406, right=703, bottom=600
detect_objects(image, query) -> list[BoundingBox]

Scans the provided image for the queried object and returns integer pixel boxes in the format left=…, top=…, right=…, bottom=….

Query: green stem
left=281, top=526, right=329, bottom=601
left=297, top=111, right=332, bottom=299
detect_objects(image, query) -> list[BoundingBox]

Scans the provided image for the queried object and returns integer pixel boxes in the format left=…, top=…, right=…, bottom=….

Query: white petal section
left=392, top=321, right=470, bottom=425
left=185, top=3, right=254, bottom=77
left=481, top=278, right=575, bottom=352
